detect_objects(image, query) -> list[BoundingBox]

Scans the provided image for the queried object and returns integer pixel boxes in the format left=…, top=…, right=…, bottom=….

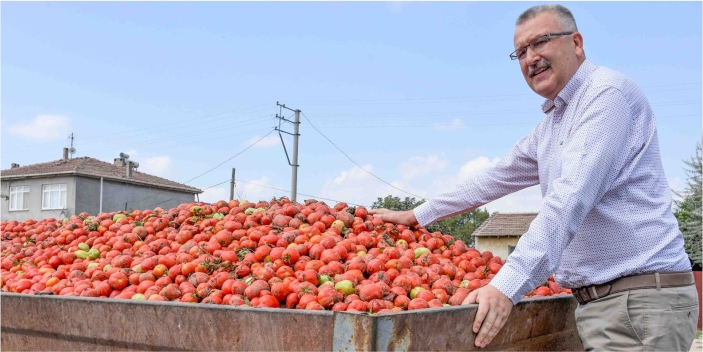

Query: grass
left=697, top=330, right=702, bottom=340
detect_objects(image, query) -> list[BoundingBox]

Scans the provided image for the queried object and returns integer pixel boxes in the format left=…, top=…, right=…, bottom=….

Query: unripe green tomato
left=319, top=274, right=333, bottom=286
left=74, top=250, right=89, bottom=260
left=414, top=247, right=431, bottom=259
left=334, top=280, right=355, bottom=295
left=410, top=286, right=425, bottom=299
left=87, top=248, right=100, bottom=260
left=131, top=293, right=146, bottom=300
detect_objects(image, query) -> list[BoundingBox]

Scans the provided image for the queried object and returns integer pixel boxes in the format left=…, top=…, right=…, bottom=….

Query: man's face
left=513, top=12, right=584, bottom=100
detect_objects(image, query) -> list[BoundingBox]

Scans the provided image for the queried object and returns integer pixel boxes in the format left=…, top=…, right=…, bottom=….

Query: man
left=370, top=4, right=698, bottom=351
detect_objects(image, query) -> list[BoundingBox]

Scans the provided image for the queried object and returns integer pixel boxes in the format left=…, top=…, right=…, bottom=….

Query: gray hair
left=516, top=4, right=578, bottom=32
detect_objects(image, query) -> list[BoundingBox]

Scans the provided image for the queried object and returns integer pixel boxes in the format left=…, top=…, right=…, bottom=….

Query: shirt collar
left=541, top=59, right=597, bottom=113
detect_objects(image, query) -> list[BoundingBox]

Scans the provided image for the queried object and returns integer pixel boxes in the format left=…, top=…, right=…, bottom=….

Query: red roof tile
left=472, top=212, right=538, bottom=237
left=1, top=157, right=201, bottom=193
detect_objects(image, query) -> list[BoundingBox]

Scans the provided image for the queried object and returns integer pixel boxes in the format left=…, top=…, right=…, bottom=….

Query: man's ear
left=572, top=32, right=585, bottom=58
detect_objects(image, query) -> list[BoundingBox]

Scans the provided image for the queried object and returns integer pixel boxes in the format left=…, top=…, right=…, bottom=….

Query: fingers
left=462, top=289, right=479, bottom=305
left=475, top=309, right=506, bottom=348
left=472, top=292, right=489, bottom=334
left=469, top=286, right=513, bottom=348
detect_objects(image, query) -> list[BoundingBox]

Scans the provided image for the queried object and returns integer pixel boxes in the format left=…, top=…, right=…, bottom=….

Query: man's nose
left=525, top=47, right=541, bottom=67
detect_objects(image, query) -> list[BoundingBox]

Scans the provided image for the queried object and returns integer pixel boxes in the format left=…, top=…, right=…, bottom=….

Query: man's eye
left=532, top=39, right=549, bottom=48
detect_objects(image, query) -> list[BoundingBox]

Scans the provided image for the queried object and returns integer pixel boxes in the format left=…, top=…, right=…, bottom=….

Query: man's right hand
left=367, top=208, right=419, bottom=227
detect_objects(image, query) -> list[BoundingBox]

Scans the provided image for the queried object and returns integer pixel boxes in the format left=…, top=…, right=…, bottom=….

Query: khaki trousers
left=575, top=285, right=699, bottom=351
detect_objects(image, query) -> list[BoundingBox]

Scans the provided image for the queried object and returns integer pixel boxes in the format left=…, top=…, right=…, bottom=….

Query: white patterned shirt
left=413, top=59, right=692, bottom=304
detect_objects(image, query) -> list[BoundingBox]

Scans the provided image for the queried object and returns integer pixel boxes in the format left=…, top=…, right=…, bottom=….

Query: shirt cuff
left=413, top=202, right=438, bottom=227
left=487, top=263, right=532, bottom=305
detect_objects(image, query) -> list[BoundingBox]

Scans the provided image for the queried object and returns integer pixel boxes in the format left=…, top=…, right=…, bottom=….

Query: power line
left=182, top=128, right=277, bottom=185
left=125, top=128, right=276, bottom=205
left=3, top=104, right=273, bottom=151
left=283, top=83, right=701, bottom=105
left=84, top=117, right=272, bottom=154
left=200, top=177, right=366, bottom=207
left=303, top=100, right=701, bottom=118
left=134, top=126, right=275, bottom=153
left=307, top=114, right=702, bottom=129
left=7, top=113, right=273, bottom=153
left=299, top=111, right=424, bottom=199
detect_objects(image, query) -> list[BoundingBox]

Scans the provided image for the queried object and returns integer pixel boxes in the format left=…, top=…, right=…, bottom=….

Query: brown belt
left=572, top=271, right=695, bottom=305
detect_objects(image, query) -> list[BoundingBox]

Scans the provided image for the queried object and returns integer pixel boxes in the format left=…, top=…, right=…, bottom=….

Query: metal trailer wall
left=1, top=293, right=584, bottom=351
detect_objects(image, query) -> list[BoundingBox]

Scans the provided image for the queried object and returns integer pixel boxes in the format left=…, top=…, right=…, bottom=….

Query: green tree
left=674, top=141, right=702, bottom=270
left=371, top=195, right=425, bottom=211
left=371, top=194, right=489, bottom=247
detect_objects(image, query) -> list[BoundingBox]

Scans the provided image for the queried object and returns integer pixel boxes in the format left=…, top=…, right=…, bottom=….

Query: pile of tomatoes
left=0, top=198, right=571, bottom=313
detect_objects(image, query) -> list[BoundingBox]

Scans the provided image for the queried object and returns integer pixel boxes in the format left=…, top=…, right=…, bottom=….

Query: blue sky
left=2, top=2, right=701, bottom=213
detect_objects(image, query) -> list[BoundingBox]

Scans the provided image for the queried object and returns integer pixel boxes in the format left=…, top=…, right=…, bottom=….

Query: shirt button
left=553, top=124, right=559, bottom=129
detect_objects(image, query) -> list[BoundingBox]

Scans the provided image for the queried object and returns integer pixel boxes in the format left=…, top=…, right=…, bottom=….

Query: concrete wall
left=2, top=176, right=196, bottom=221
left=474, top=236, right=520, bottom=260
left=1, top=176, right=77, bottom=222
left=99, top=178, right=195, bottom=213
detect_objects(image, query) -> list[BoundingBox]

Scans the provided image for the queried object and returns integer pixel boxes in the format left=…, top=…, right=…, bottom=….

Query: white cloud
left=320, top=164, right=426, bottom=206
left=421, top=155, right=542, bottom=213
left=399, top=155, right=448, bottom=180
left=387, top=1, right=408, bottom=13
left=201, top=187, right=229, bottom=204
left=237, top=176, right=286, bottom=203
left=241, top=135, right=279, bottom=148
left=668, top=177, right=684, bottom=202
left=459, top=156, right=501, bottom=179
left=200, top=176, right=284, bottom=204
left=139, top=156, right=171, bottom=177
left=7, top=115, right=70, bottom=140
left=433, top=118, right=464, bottom=131
left=483, top=185, right=543, bottom=213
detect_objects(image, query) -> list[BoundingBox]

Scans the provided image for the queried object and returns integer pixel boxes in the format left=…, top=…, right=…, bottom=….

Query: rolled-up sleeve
left=489, top=86, right=633, bottom=304
left=413, top=123, right=541, bottom=227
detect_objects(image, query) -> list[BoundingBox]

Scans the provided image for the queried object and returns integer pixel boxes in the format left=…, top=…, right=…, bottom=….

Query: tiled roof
left=1, top=157, right=201, bottom=193
left=472, top=212, right=538, bottom=237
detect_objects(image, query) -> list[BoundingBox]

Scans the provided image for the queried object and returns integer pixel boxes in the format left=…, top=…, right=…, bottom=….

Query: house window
left=42, top=184, right=67, bottom=210
left=9, top=186, right=30, bottom=211
left=508, top=245, right=516, bottom=255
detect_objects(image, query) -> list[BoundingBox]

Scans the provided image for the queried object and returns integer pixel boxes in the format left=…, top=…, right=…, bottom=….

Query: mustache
left=528, top=59, right=551, bottom=77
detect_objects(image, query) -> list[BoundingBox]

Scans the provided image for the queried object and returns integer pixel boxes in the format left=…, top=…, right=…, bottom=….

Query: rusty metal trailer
left=1, top=293, right=583, bottom=351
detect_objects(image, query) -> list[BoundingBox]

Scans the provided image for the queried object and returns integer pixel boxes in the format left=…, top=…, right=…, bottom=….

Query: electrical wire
left=200, top=177, right=366, bottom=207
left=181, top=128, right=277, bottom=185
left=3, top=103, right=273, bottom=151
left=125, top=128, right=277, bottom=205
left=300, top=111, right=424, bottom=199
left=84, top=117, right=272, bottom=154
left=135, top=126, right=275, bottom=153
left=283, top=83, right=701, bottom=105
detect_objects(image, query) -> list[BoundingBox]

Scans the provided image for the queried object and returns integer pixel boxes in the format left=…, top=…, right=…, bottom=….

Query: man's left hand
left=462, top=284, right=514, bottom=348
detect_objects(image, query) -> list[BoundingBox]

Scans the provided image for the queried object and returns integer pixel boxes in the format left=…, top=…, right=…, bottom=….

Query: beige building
left=473, top=212, right=538, bottom=260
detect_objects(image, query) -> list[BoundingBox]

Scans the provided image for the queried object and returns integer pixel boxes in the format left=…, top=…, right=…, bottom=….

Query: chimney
left=10, top=163, right=20, bottom=169
left=63, top=147, right=69, bottom=160
left=114, top=158, right=126, bottom=167
left=126, top=160, right=132, bottom=178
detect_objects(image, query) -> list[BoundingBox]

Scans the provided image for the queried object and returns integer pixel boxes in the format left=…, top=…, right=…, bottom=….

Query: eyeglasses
left=510, top=32, right=573, bottom=61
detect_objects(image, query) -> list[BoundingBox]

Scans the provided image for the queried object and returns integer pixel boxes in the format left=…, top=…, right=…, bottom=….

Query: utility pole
left=229, top=168, right=236, bottom=201
left=275, top=102, right=301, bottom=203
left=291, top=110, right=300, bottom=203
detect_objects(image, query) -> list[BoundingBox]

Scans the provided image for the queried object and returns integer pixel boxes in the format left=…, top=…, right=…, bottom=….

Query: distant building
left=1, top=150, right=201, bottom=221
left=472, top=212, right=538, bottom=260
